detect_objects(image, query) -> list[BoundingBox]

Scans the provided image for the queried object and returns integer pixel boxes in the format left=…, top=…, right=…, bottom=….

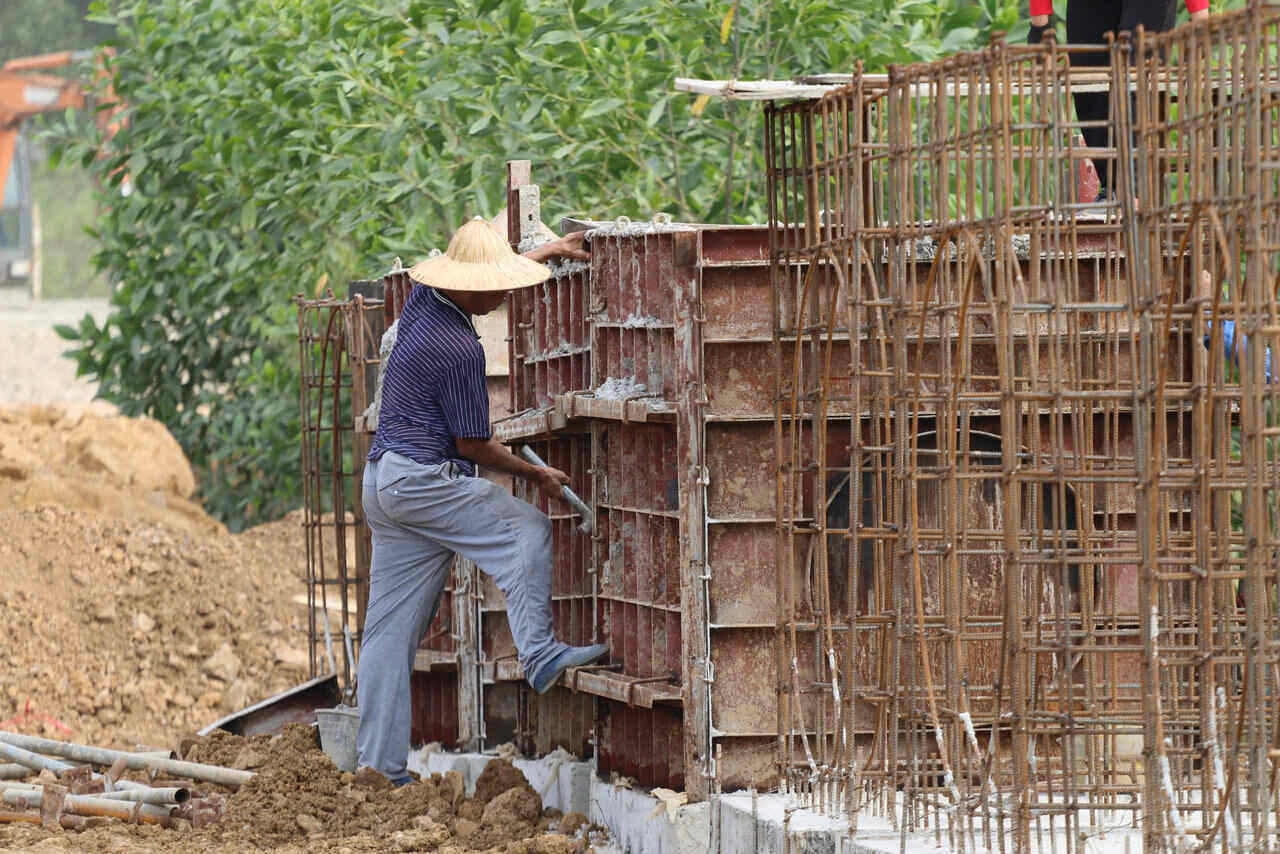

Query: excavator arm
left=0, top=50, right=114, bottom=204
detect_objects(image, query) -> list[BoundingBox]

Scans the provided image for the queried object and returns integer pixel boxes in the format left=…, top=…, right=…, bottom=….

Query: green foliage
left=60, top=0, right=1012, bottom=529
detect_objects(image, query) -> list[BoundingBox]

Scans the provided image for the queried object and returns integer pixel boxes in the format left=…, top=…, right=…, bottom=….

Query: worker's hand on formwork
left=523, top=231, right=590, bottom=264
left=533, top=465, right=572, bottom=501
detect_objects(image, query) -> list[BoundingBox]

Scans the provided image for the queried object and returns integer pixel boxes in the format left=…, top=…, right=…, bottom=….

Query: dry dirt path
left=0, top=289, right=108, bottom=405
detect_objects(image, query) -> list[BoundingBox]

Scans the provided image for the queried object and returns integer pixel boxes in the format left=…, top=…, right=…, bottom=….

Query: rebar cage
left=297, top=296, right=360, bottom=688
left=768, top=5, right=1280, bottom=852
left=296, top=290, right=393, bottom=692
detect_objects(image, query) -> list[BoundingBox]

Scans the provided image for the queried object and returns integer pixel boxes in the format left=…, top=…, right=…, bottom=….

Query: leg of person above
left=376, top=453, right=608, bottom=697
left=1067, top=0, right=1123, bottom=200
left=1118, top=0, right=1178, bottom=40
left=356, top=455, right=456, bottom=785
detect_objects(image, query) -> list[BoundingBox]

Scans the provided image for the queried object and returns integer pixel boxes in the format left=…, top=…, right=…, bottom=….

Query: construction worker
left=357, top=218, right=608, bottom=785
left=1028, top=0, right=1210, bottom=203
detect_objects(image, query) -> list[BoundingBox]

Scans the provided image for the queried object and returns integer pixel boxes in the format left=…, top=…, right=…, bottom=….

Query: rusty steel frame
left=498, top=215, right=783, bottom=797
left=296, top=295, right=360, bottom=690
left=767, top=5, right=1280, bottom=853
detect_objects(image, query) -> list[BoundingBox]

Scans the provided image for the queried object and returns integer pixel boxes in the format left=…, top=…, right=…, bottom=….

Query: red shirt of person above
left=1028, top=0, right=1207, bottom=19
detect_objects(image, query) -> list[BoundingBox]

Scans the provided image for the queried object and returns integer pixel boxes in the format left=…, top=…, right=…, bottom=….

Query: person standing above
left=1028, top=0, right=1210, bottom=203
left=357, top=218, right=608, bottom=785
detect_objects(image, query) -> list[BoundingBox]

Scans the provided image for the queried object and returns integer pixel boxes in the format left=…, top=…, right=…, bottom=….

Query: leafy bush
left=58, top=0, right=1008, bottom=529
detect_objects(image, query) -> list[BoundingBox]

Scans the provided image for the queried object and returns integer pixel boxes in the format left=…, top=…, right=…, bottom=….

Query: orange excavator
left=0, top=49, right=118, bottom=291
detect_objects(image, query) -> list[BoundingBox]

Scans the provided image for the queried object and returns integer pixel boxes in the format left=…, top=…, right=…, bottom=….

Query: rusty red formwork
left=508, top=260, right=590, bottom=415
left=482, top=432, right=596, bottom=760
left=491, top=214, right=790, bottom=797
left=409, top=673, right=459, bottom=747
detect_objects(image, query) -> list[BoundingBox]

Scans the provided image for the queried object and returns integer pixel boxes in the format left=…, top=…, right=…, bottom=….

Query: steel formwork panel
left=595, top=421, right=683, bottom=682
left=599, top=700, right=685, bottom=790
left=589, top=231, right=680, bottom=401
left=506, top=433, right=596, bottom=650
left=488, top=222, right=789, bottom=795
left=409, top=672, right=459, bottom=746
left=510, top=265, right=590, bottom=413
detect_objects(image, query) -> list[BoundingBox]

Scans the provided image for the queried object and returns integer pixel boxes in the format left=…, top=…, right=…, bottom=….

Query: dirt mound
left=0, top=504, right=308, bottom=749
left=0, top=403, right=221, bottom=536
left=209, top=729, right=573, bottom=851
left=0, top=728, right=585, bottom=853
left=0, top=407, right=601, bottom=853
left=0, top=405, right=321, bottom=748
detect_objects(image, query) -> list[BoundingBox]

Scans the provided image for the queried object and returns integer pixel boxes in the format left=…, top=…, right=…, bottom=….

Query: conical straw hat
left=408, top=217, right=552, bottom=292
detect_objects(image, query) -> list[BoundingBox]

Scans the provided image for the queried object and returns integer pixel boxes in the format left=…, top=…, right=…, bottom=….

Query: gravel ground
left=0, top=288, right=108, bottom=404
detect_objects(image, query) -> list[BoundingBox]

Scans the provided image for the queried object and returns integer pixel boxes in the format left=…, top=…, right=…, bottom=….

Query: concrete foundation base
left=409, top=747, right=1151, bottom=854
left=407, top=746, right=854, bottom=854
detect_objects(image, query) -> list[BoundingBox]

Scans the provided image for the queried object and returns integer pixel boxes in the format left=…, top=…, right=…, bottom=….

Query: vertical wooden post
left=506, top=160, right=532, bottom=249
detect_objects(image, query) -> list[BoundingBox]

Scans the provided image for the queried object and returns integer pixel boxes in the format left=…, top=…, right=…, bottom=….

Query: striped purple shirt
left=368, top=286, right=490, bottom=475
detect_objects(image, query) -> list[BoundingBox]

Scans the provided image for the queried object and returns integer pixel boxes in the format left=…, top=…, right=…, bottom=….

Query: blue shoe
left=389, top=773, right=415, bottom=787
left=529, top=644, right=610, bottom=695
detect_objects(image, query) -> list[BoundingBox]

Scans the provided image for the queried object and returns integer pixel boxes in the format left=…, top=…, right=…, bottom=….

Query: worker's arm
left=522, top=231, right=590, bottom=264
left=1199, top=271, right=1273, bottom=382
left=455, top=436, right=571, bottom=500
left=438, top=352, right=570, bottom=498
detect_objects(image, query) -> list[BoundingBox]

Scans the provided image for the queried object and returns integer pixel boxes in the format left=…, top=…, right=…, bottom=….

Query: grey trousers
left=355, top=451, right=568, bottom=778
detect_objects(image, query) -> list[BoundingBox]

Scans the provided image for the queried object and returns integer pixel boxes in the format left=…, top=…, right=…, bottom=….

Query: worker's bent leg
left=376, top=452, right=569, bottom=684
left=356, top=456, right=454, bottom=780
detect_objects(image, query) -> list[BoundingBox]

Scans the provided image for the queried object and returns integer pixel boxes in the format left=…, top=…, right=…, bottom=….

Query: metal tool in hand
left=519, top=445, right=594, bottom=534
left=341, top=626, right=357, bottom=706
